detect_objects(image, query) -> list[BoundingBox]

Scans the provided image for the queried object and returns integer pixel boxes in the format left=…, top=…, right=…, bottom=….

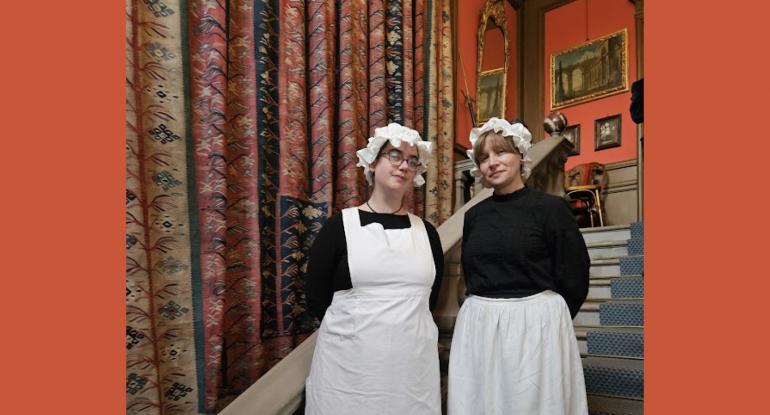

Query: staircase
left=576, top=222, right=644, bottom=415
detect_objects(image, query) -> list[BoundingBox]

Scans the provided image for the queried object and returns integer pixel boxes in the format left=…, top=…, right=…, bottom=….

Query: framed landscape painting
left=551, top=29, right=628, bottom=109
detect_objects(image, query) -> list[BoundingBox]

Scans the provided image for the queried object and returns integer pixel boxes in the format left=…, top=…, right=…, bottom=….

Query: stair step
left=627, top=236, right=643, bottom=256
left=575, top=327, right=644, bottom=359
left=629, top=222, right=643, bottom=240
left=590, top=273, right=642, bottom=281
left=590, top=258, right=620, bottom=277
left=574, top=303, right=600, bottom=326
left=600, top=301, right=644, bottom=326
left=587, top=394, right=643, bottom=415
left=588, top=330, right=644, bottom=358
left=588, top=277, right=643, bottom=300
left=588, top=280, right=611, bottom=299
left=580, top=225, right=631, bottom=245
left=577, top=336, right=588, bottom=355
left=576, top=327, right=592, bottom=355
left=575, top=300, right=643, bottom=327
left=587, top=241, right=629, bottom=260
left=583, top=356, right=644, bottom=400
left=611, top=278, right=643, bottom=298
left=619, top=256, right=644, bottom=276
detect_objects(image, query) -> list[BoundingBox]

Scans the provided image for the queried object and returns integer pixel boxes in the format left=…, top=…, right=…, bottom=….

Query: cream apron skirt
left=448, top=291, right=588, bottom=415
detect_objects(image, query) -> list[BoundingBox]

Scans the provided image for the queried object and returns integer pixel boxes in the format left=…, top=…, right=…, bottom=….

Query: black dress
left=461, top=186, right=589, bottom=317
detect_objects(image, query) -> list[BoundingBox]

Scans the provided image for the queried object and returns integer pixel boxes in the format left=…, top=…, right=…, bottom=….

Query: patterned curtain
left=126, top=0, right=454, bottom=413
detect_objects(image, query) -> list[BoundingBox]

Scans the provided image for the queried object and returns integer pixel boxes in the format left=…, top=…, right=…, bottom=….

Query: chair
left=565, top=162, right=608, bottom=227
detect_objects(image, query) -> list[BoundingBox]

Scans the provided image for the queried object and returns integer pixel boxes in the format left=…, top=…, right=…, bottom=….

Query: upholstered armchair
left=565, top=162, right=608, bottom=227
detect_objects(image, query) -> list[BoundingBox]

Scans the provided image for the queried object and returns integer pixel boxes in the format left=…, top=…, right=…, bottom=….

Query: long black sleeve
left=425, top=222, right=444, bottom=311
left=305, top=214, right=345, bottom=321
left=545, top=196, right=590, bottom=318
left=305, top=211, right=444, bottom=321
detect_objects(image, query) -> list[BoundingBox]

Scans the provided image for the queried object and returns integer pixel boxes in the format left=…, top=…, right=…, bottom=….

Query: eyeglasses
left=379, top=149, right=421, bottom=170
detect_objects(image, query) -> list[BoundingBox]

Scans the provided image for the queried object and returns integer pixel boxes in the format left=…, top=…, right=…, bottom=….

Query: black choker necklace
left=366, top=200, right=402, bottom=214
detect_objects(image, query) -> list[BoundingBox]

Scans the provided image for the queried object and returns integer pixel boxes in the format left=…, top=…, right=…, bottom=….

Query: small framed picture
left=563, top=125, right=580, bottom=156
left=594, top=114, right=622, bottom=150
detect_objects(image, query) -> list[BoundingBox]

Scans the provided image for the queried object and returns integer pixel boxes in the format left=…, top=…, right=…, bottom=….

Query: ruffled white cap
left=356, top=123, right=433, bottom=187
left=466, top=117, right=533, bottom=179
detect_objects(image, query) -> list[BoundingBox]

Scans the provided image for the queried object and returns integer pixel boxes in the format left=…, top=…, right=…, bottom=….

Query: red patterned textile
left=126, top=0, right=455, bottom=412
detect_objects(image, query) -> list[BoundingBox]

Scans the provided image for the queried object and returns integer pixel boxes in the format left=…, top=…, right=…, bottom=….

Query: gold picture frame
left=550, top=29, right=628, bottom=110
left=476, top=0, right=508, bottom=126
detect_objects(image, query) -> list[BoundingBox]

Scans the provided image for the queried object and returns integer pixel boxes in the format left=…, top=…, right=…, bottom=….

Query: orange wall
left=545, top=0, right=638, bottom=169
left=456, top=1, right=518, bottom=150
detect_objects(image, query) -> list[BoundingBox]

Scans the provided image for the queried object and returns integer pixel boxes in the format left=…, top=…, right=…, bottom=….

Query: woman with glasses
left=448, top=118, right=590, bottom=415
left=305, top=123, right=444, bottom=415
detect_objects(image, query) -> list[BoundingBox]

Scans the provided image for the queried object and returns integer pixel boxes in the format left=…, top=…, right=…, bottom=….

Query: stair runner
left=579, top=222, right=644, bottom=415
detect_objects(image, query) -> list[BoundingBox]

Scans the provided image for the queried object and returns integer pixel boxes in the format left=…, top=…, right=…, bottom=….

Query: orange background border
left=3, top=1, right=769, bottom=413
left=0, top=1, right=124, bottom=413
left=646, top=1, right=770, bottom=413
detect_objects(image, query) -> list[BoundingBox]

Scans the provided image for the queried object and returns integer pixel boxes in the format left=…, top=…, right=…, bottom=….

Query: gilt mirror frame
left=476, top=0, right=509, bottom=125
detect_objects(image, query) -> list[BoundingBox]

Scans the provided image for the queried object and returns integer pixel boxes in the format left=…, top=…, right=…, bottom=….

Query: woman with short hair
left=448, top=117, right=590, bottom=415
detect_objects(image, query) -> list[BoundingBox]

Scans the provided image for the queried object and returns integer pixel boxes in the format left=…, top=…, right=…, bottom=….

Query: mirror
left=476, top=0, right=509, bottom=125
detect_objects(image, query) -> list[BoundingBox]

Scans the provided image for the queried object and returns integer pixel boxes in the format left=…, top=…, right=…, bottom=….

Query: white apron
left=305, top=208, right=440, bottom=415
left=448, top=291, right=588, bottom=415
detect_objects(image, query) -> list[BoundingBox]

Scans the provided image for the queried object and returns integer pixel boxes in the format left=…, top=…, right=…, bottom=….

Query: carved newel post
left=527, top=111, right=572, bottom=197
